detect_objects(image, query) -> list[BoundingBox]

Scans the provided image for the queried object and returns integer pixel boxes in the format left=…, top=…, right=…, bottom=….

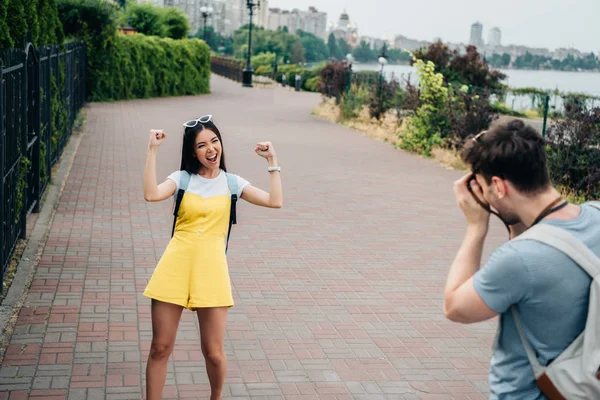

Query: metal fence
left=1, top=41, right=86, bottom=288
left=211, top=56, right=243, bottom=83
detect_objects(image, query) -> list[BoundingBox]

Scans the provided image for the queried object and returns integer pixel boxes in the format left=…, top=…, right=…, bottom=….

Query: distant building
left=488, top=27, right=501, bottom=47
left=553, top=47, right=583, bottom=60
left=267, top=6, right=327, bottom=40
left=145, top=0, right=268, bottom=37
left=361, top=36, right=388, bottom=51
left=328, top=11, right=359, bottom=47
left=469, top=22, right=484, bottom=48
left=393, top=34, right=430, bottom=52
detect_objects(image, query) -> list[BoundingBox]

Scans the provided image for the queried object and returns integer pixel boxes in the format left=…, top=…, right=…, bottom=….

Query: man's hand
left=453, top=173, right=490, bottom=232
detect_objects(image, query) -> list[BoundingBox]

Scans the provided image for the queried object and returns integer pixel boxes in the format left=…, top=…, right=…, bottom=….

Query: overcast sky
left=268, top=0, right=599, bottom=53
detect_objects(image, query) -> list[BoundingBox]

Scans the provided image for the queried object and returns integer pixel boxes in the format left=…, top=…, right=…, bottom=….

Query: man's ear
left=491, top=176, right=508, bottom=199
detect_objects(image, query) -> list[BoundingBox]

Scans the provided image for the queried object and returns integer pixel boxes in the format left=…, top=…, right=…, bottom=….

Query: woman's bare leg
left=146, top=300, right=184, bottom=400
left=196, top=307, right=229, bottom=400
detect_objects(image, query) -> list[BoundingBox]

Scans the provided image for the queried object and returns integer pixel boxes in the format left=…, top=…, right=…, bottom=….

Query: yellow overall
left=144, top=192, right=234, bottom=310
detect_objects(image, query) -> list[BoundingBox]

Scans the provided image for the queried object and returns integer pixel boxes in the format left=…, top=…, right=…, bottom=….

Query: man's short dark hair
left=461, top=119, right=551, bottom=194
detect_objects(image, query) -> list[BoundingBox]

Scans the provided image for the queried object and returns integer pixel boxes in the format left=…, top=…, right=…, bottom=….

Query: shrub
left=59, top=0, right=119, bottom=99
left=318, top=61, right=350, bottom=103
left=125, top=3, right=165, bottom=37
left=59, top=0, right=209, bottom=101
left=107, top=35, right=210, bottom=100
left=395, top=78, right=420, bottom=118
left=399, top=56, right=448, bottom=156
left=369, top=78, right=401, bottom=120
left=340, top=84, right=369, bottom=120
left=304, top=76, right=321, bottom=92
left=546, top=106, right=600, bottom=199
left=251, top=52, right=276, bottom=70
left=442, top=88, right=498, bottom=149
left=255, top=65, right=273, bottom=76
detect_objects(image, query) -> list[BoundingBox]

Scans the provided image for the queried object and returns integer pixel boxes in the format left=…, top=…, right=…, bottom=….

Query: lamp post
left=345, top=53, right=354, bottom=93
left=242, top=0, right=260, bottom=88
left=200, top=5, right=213, bottom=41
left=377, top=46, right=388, bottom=106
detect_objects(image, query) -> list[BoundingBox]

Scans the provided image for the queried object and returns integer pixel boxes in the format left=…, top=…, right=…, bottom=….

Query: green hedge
left=1, top=0, right=64, bottom=50
left=59, top=0, right=210, bottom=102
left=93, top=34, right=210, bottom=101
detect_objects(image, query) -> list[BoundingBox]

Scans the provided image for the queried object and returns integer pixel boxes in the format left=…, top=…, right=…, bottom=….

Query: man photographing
left=443, top=119, right=600, bottom=399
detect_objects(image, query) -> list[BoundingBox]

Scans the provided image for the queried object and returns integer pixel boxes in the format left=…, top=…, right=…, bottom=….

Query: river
left=352, top=63, right=600, bottom=96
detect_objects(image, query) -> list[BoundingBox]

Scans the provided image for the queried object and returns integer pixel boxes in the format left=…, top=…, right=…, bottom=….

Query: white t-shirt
left=166, top=170, right=250, bottom=198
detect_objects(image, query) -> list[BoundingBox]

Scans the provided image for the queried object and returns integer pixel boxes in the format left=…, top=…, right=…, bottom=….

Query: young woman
left=142, top=115, right=282, bottom=400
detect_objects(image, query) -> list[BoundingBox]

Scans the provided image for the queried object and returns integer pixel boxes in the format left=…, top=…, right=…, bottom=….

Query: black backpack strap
left=171, top=171, right=191, bottom=237
left=225, top=173, right=238, bottom=253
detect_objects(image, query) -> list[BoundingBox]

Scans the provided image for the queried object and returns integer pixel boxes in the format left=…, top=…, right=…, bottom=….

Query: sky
left=267, top=0, right=599, bottom=53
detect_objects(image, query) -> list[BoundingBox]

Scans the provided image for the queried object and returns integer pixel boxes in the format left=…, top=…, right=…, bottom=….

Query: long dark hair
left=180, top=120, right=227, bottom=174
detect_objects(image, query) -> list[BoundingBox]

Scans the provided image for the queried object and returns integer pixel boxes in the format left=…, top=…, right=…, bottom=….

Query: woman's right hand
left=148, top=129, right=166, bottom=149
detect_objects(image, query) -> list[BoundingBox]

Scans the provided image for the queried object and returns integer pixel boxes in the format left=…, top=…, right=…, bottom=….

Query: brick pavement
left=0, top=75, right=508, bottom=399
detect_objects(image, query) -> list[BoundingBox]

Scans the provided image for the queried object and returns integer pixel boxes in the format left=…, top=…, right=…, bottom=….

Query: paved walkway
left=0, top=76, right=507, bottom=399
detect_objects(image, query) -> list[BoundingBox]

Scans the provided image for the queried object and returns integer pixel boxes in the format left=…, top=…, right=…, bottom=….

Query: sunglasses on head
left=472, top=130, right=486, bottom=143
left=183, top=114, right=212, bottom=128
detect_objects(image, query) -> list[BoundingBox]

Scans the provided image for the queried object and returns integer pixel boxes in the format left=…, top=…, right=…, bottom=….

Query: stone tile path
left=0, top=76, right=508, bottom=399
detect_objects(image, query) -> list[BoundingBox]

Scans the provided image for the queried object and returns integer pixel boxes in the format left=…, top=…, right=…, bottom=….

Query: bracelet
left=268, top=166, right=281, bottom=172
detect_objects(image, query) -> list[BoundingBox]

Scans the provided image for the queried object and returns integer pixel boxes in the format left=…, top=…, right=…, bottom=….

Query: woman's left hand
left=255, top=142, right=276, bottom=160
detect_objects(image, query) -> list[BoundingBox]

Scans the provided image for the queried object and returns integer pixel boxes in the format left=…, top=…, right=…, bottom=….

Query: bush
left=304, top=76, right=321, bottom=92
left=395, top=78, right=420, bottom=117
left=126, top=3, right=165, bottom=37
left=59, top=0, right=209, bottom=101
left=318, top=61, right=350, bottom=103
left=399, top=56, right=448, bottom=156
left=369, top=78, right=401, bottom=120
left=59, top=0, right=119, bottom=99
left=252, top=52, right=276, bottom=70
left=340, top=84, right=369, bottom=120
left=106, top=35, right=210, bottom=101
left=255, top=65, right=273, bottom=76
left=546, top=107, right=600, bottom=199
left=442, top=88, right=498, bottom=149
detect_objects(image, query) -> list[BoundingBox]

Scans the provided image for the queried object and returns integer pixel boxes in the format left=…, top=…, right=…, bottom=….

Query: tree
left=290, top=40, right=305, bottom=64
left=297, top=30, right=329, bottom=62
left=380, top=42, right=388, bottom=56
left=0, top=0, right=13, bottom=49
left=7, top=0, right=27, bottom=47
left=413, top=41, right=506, bottom=89
left=24, top=0, right=40, bottom=45
left=126, top=3, right=165, bottom=37
left=162, top=7, right=190, bottom=39
left=327, top=33, right=340, bottom=60
left=352, top=40, right=376, bottom=63
left=388, top=48, right=412, bottom=64
left=38, top=0, right=64, bottom=46
left=338, top=38, right=351, bottom=59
